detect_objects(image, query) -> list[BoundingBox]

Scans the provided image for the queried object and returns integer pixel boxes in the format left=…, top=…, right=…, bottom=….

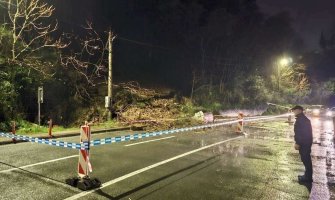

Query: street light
left=280, top=58, right=289, bottom=66
left=277, top=57, right=292, bottom=91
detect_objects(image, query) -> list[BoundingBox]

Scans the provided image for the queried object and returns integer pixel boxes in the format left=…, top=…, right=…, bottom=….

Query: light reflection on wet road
left=309, top=115, right=335, bottom=200
left=2, top=116, right=335, bottom=199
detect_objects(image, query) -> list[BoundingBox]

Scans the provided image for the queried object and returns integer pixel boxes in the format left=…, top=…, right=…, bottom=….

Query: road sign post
left=37, top=87, right=43, bottom=126
left=12, top=121, right=16, bottom=144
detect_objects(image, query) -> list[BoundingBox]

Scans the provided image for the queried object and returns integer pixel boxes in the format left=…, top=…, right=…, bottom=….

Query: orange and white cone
left=287, top=112, right=294, bottom=125
left=236, top=113, right=244, bottom=134
left=48, top=119, right=53, bottom=138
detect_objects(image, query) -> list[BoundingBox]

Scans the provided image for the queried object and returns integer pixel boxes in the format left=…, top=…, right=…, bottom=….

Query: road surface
left=0, top=116, right=332, bottom=199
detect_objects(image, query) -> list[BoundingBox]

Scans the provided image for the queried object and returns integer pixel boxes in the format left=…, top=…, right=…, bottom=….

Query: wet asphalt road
left=309, top=116, right=335, bottom=199
left=0, top=116, right=332, bottom=200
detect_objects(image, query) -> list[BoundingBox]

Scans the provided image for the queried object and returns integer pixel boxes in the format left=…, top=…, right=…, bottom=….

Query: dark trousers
left=299, top=145, right=313, bottom=179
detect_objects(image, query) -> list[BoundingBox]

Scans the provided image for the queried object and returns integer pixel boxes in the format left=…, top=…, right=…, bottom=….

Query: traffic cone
left=236, top=113, right=244, bottom=134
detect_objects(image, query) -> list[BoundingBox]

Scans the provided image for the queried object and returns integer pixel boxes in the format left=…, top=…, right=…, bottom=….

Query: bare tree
left=59, top=21, right=118, bottom=101
left=5, top=0, right=66, bottom=73
left=60, top=21, right=111, bottom=86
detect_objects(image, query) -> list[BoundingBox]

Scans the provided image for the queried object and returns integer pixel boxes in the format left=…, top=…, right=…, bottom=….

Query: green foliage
left=308, top=79, right=335, bottom=104
left=180, top=98, right=204, bottom=115
left=0, top=121, right=11, bottom=132
left=323, top=78, right=335, bottom=94
left=263, top=106, right=289, bottom=115
left=269, top=63, right=311, bottom=104
left=100, top=119, right=119, bottom=127
left=241, top=75, right=271, bottom=107
left=192, top=74, right=274, bottom=111
left=15, top=119, right=75, bottom=134
left=202, top=102, right=222, bottom=113
left=16, top=120, right=47, bottom=134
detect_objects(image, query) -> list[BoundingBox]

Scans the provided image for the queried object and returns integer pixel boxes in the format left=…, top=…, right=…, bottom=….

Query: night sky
left=258, top=0, right=335, bottom=50
left=50, top=0, right=335, bottom=51
left=45, top=0, right=335, bottom=84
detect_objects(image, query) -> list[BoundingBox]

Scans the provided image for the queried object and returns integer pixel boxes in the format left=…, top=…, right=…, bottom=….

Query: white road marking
left=64, top=136, right=243, bottom=200
left=0, top=155, right=78, bottom=173
left=124, top=136, right=176, bottom=147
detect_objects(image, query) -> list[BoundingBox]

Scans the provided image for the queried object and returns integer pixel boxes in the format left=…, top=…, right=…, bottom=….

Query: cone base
left=65, top=177, right=101, bottom=191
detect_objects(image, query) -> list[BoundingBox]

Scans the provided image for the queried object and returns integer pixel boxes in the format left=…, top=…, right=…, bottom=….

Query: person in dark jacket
left=291, top=105, right=313, bottom=182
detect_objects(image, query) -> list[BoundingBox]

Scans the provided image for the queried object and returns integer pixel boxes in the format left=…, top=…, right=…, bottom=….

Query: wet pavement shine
left=309, top=116, right=335, bottom=200
left=0, top=116, right=333, bottom=199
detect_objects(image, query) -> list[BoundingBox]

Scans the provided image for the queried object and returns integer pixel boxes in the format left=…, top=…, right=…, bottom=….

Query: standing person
left=291, top=105, right=313, bottom=182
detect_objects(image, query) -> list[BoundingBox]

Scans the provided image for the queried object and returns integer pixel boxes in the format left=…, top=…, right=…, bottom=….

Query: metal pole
left=37, top=86, right=43, bottom=126
left=38, top=102, right=40, bottom=125
left=12, top=121, right=16, bottom=143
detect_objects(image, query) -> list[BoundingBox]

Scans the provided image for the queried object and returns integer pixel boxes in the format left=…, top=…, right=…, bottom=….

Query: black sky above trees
left=258, top=0, right=335, bottom=50
left=49, top=0, right=335, bottom=51
left=45, top=0, right=334, bottom=88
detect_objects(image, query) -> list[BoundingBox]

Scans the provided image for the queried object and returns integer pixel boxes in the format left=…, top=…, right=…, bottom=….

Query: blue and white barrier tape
left=0, top=114, right=288, bottom=149
left=90, top=114, right=289, bottom=147
left=0, top=132, right=88, bottom=150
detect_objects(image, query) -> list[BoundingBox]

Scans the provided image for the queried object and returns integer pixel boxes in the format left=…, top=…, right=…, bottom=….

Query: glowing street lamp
left=280, top=58, right=289, bottom=66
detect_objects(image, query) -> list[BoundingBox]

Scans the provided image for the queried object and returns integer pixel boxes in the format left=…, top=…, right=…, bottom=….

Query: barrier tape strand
left=0, top=114, right=288, bottom=150
left=0, top=132, right=88, bottom=150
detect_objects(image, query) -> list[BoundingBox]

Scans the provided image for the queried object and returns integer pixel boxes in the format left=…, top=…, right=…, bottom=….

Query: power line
left=28, top=18, right=255, bottom=67
left=117, top=36, right=173, bottom=51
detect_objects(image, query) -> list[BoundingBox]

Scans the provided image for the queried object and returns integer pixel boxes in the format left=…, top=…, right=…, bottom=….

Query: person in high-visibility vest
left=291, top=105, right=313, bottom=183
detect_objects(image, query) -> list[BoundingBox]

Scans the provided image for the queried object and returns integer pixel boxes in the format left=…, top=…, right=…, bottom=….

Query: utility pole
left=106, top=29, right=116, bottom=120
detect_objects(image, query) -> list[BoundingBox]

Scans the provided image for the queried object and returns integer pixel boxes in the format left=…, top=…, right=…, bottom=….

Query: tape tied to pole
left=236, top=113, right=244, bottom=133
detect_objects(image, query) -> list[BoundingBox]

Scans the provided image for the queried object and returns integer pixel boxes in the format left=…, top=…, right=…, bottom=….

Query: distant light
left=312, top=109, right=320, bottom=116
left=326, top=111, right=333, bottom=117
left=280, top=58, right=289, bottom=66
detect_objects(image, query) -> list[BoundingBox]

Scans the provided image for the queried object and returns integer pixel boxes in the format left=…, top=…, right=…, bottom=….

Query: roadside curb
left=0, top=126, right=131, bottom=146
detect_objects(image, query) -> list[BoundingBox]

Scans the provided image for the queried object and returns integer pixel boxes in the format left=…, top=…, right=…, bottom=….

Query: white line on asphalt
left=124, top=136, right=176, bottom=147
left=0, top=155, right=78, bottom=173
left=64, top=136, right=243, bottom=200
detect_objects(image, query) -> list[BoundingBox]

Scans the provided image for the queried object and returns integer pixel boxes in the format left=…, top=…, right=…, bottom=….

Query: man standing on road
left=292, top=105, right=313, bottom=182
